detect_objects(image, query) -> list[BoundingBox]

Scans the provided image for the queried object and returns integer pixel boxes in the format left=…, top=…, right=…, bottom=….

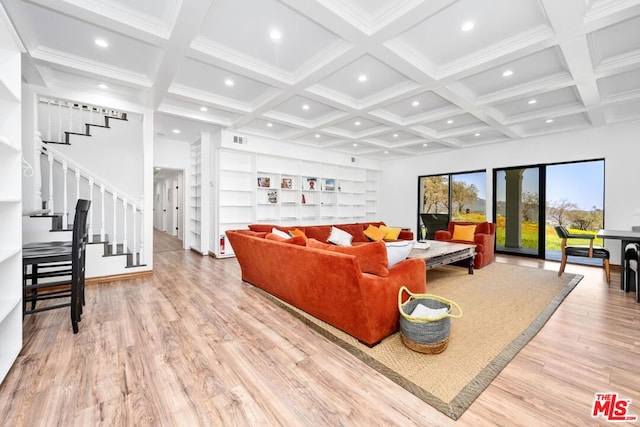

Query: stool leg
left=604, top=259, right=610, bottom=284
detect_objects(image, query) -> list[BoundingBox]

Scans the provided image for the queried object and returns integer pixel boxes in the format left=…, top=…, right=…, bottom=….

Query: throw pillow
left=364, top=224, right=386, bottom=241
left=271, top=227, right=291, bottom=239
left=307, top=239, right=389, bottom=276
left=289, top=228, right=307, bottom=240
left=451, top=224, right=477, bottom=242
left=336, top=224, right=368, bottom=242
left=385, top=240, right=415, bottom=268
left=380, top=225, right=402, bottom=241
left=327, top=226, right=353, bottom=246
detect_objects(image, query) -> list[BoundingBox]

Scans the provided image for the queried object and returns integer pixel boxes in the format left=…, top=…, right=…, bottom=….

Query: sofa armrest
left=434, top=230, right=452, bottom=241
left=473, top=232, right=492, bottom=246
left=398, top=230, right=414, bottom=240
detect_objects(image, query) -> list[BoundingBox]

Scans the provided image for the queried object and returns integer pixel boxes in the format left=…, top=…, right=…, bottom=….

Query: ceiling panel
left=5, top=0, right=640, bottom=158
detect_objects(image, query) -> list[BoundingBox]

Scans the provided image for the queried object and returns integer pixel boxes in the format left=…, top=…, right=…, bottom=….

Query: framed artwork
left=324, top=179, right=335, bottom=191
left=281, top=178, right=292, bottom=189
left=257, top=177, right=270, bottom=188
left=306, top=177, right=317, bottom=190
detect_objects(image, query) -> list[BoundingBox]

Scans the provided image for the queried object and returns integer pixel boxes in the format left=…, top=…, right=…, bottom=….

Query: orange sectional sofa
left=226, top=224, right=426, bottom=346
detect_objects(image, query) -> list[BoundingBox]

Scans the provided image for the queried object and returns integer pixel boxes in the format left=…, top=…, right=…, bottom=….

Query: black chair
left=624, top=243, right=640, bottom=299
left=22, top=199, right=91, bottom=333
left=420, top=213, right=449, bottom=240
left=554, top=225, right=610, bottom=284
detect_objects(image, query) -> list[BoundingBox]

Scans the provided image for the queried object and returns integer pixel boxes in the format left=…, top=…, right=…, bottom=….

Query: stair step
left=42, top=140, right=71, bottom=145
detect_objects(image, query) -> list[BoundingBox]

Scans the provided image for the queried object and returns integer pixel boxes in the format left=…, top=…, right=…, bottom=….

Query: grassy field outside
left=452, top=213, right=604, bottom=249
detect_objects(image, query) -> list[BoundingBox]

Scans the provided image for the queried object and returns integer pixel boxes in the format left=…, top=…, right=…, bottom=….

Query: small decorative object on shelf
left=306, top=177, right=317, bottom=190
left=337, top=182, right=341, bottom=192
left=301, top=193, right=306, bottom=204
left=258, top=177, right=270, bottom=188
left=281, top=178, right=292, bottom=189
left=325, top=179, right=335, bottom=191
left=268, top=191, right=278, bottom=203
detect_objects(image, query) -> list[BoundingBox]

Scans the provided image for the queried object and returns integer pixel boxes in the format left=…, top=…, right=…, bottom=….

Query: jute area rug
left=252, top=262, right=583, bottom=420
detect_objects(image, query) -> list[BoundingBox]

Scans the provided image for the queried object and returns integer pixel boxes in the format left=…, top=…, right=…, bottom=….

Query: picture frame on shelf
left=258, top=177, right=271, bottom=188
left=281, top=178, right=292, bottom=189
left=325, top=179, right=335, bottom=191
left=268, top=191, right=278, bottom=203
left=306, top=177, right=317, bottom=190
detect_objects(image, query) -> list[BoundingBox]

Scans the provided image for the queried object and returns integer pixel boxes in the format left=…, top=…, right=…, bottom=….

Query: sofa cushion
left=303, top=225, right=332, bottom=242
left=271, top=227, right=291, bottom=239
left=364, top=224, right=386, bottom=241
left=452, top=224, right=477, bottom=241
left=307, top=239, right=389, bottom=276
left=385, top=240, right=415, bottom=268
left=289, top=228, right=307, bottom=240
left=265, top=233, right=307, bottom=246
left=380, top=225, right=402, bottom=241
left=328, top=226, right=353, bottom=246
left=336, top=224, right=368, bottom=242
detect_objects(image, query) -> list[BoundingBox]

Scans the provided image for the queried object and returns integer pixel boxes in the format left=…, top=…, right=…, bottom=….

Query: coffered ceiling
left=3, top=0, right=640, bottom=159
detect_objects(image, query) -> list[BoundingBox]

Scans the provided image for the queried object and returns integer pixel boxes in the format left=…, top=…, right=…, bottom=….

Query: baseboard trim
left=86, top=270, right=153, bottom=285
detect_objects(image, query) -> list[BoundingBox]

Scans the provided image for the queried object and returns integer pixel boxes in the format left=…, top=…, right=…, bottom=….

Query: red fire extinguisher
left=220, top=234, right=225, bottom=255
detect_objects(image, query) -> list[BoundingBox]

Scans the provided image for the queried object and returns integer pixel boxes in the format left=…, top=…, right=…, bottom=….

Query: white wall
left=378, top=120, right=640, bottom=264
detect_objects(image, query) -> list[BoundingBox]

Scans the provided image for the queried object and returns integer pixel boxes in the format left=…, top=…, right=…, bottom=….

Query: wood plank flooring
left=2, top=230, right=639, bottom=426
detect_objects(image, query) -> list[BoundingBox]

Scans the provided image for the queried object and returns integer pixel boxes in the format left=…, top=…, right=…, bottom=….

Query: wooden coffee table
left=409, top=240, right=476, bottom=274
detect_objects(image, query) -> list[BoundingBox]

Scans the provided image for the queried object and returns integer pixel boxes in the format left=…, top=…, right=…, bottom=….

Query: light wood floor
left=2, top=231, right=639, bottom=426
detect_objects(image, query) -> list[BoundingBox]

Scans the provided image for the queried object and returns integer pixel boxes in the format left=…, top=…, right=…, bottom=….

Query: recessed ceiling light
left=447, top=119, right=454, bottom=124
left=270, top=29, right=282, bottom=40
left=172, top=129, right=181, bottom=134
left=502, top=70, right=513, bottom=77
left=411, top=101, right=420, bottom=107
left=461, top=21, right=475, bottom=32
left=474, top=133, right=480, bottom=137
left=224, top=79, right=234, bottom=87
left=267, top=122, right=273, bottom=127
left=545, top=119, right=554, bottom=123
left=528, top=99, right=537, bottom=105
left=354, top=121, right=361, bottom=126
left=315, top=134, right=321, bottom=138
left=358, top=74, right=367, bottom=82
left=353, top=143, right=358, bottom=147
left=393, top=133, right=398, bottom=138
left=384, top=150, right=389, bottom=154
left=422, top=143, right=428, bottom=147
left=302, top=104, right=310, bottom=110
left=200, top=106, right=208, bottom=112
left=94, top=38, right=108, bottom=48
left=98, top=83, right=108, bottom=89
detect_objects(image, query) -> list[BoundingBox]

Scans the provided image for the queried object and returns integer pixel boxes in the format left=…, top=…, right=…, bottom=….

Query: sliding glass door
left=418, top=170, right=486, bottom=239
left=493, top=159, right=604, bottom=260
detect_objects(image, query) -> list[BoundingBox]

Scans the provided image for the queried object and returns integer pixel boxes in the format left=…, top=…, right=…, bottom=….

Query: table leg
left=468, top=257, right=474, bottom=275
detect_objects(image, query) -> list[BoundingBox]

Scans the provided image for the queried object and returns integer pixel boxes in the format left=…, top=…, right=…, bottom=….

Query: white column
left=47, top=151, right=54, bottom=214
left=88, top=178, right=94, bottom=243
left=34, top=132, right=43, bottom=210
left=112, top=192, right=118, bottom=253
left=100, top=184, right=105, bottom=241
left=139, top=195, right=144, bottom=265
left=122, top=198, right=128, bottom=252
left=68, top=102, right=73, bottom=135
left=75, top=169, right=81, bottom=201
left=132, top=204, right=138, bottom=265
left=62, top=161, right=68, bottom=228
left=57, top=101, right=62, bottom=142
left=46, top=99, right=52, bottom=141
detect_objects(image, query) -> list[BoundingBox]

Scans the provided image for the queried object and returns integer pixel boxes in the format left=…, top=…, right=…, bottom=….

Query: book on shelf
left=257, top=177, right=270, bottom=188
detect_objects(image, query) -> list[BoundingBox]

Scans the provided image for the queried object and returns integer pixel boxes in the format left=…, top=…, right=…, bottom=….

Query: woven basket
left=397, top=286, right=462, bottom=354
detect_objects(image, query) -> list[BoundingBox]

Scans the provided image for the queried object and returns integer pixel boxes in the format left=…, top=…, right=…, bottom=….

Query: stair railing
left=38, top=97, right=127, bottom=143
left=39, top=137, right=145, bottom=266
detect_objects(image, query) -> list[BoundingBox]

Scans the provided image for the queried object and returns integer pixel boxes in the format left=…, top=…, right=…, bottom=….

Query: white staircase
left=23, top=97, right=148, bottom=279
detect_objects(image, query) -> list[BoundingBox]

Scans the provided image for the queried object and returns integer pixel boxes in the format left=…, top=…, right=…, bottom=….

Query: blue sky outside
left=493, top=160, right=604, bottom=210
